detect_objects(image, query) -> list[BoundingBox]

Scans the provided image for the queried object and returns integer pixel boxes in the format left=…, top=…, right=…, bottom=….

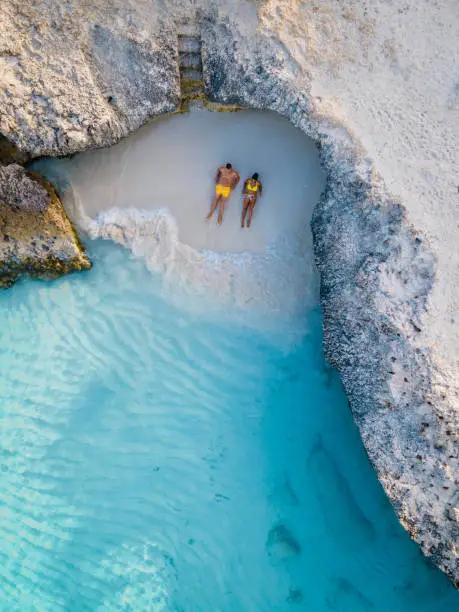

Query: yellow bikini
left=246, top=180, right=259, bottom=200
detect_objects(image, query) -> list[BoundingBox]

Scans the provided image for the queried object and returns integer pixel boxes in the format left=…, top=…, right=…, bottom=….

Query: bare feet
left=217, top=216, right=223, bottom=225
left=206, top=213, right=212, bottom=221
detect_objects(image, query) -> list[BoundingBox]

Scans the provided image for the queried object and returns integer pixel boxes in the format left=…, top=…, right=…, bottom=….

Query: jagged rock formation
left=0, top=0, right=457, bottom=586
left=0, top=164, right=91, bottom=287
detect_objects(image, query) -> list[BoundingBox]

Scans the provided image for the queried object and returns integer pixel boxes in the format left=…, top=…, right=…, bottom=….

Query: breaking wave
left=86, top=206, right=317, bottom=319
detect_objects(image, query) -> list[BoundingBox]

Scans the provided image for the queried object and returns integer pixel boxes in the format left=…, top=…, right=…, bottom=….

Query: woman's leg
left=241, top=197, right=250, bottom=227
left=246, top=198, right=257, bottom=227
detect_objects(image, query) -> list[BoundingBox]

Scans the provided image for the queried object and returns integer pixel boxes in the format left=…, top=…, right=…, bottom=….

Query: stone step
left=181, top=97, right=206, bottom=112
left=180, top=67, right=203, bottom=82
left=181, top=80, right=204, bottom=95
left=177, top=22, right=200, bottom=37
left=179, top=52, right=202, bottom=70
left=182, top=91, right=205, bottom=105
left=178, top=36, right=201, bottom=53
left=181, top=91, right=205, bottom=104
left=185, top=100, right=205, bottom=111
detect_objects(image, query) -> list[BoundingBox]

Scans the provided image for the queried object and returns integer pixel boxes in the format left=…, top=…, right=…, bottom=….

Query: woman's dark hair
left=252, top=173, right=259, bottom=180
left=226, top=163, right=232, bottom=169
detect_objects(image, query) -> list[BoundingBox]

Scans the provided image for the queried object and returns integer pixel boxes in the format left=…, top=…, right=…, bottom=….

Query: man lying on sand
left=206, top=163, right=240, bottom=225
left=241, top=173, right=262, bottom=228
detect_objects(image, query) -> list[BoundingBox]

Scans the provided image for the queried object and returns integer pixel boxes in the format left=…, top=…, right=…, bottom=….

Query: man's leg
left=217, top=197, right=228, bottom=225
left=241, top=197, right=250, bottom=227
left=206, top=194, right=221, bottom=220
left=246, top=200, right=257, bottom=228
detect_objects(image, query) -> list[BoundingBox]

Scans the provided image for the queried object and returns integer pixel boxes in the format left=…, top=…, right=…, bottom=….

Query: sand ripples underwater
left=1, top=241, right=458, bottom=611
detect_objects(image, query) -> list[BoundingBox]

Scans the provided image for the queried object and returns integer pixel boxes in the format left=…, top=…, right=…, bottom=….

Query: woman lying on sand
left=241, top=173, right=263, bottom=228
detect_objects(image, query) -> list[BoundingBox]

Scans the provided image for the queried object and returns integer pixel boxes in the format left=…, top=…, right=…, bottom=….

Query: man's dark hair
left=252, top=173, right=259, bottom=180
left=226, top=163, right=232, bottom=169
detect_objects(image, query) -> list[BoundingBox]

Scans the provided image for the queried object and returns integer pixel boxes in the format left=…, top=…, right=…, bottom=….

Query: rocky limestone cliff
left=0, top=1, right=179, bottom=156
left=0, top=164, right=91, bottom=287
left=0, top=0, right=457, bottom=586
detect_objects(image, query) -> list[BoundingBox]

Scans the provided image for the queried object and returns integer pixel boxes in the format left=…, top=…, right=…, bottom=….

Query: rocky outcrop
left=0, top=0, right=457, bottom=586
left=311, top=165, right=459, bottom=586
left=0, top=164, right=91, bottom=287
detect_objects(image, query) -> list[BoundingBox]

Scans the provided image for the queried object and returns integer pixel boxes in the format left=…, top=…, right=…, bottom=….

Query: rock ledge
left=0, top=164, right=91, bottom=288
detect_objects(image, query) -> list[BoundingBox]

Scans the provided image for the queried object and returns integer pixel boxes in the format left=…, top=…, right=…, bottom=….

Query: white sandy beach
left=34, top=110, right=325, bottom=324
left=41, top=110, right=325, bottom=254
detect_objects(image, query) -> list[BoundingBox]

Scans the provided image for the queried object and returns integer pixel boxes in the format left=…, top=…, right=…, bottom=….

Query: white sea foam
left=34, top=110, right=325, bottom=325
left=84, top=206, right=318, bottom=326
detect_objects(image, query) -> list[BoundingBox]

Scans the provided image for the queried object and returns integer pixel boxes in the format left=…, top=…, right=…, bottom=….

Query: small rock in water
left=266, top=524, right=301, bottom=561
left=326, top=577, right=373, bottom=611
left=287, top=587, right=304, bottom=604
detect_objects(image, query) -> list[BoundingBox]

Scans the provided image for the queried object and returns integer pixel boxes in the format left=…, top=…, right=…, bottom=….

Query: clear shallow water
left=1, top=241, right=458, bottom=611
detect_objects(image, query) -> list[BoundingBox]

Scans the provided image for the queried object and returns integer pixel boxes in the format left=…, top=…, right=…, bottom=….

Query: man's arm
left=215, top=168, right=222, bottom=184
left=232, top=172, right=241, bottom=189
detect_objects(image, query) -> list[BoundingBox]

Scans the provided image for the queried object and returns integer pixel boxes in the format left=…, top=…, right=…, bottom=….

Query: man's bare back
left=206, top=162, right=240, bottom=225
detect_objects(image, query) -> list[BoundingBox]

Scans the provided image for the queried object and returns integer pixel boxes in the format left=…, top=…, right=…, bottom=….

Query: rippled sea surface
left=1, top=241, right=458, bottom=611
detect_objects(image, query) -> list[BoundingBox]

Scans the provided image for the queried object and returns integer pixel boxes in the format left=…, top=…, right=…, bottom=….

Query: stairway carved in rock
left=178, top=23, right=205, bottom=111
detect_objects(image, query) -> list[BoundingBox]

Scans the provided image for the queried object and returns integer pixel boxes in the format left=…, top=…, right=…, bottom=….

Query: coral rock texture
left=0, top=164, right=91, bottom=287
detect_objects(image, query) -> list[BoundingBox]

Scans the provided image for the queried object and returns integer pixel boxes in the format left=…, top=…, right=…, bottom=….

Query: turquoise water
left=1, top=241, right=457, bottom=610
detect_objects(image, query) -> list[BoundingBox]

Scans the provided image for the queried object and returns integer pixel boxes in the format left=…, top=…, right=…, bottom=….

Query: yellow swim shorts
left=216, top=184, right=231, bottom=198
